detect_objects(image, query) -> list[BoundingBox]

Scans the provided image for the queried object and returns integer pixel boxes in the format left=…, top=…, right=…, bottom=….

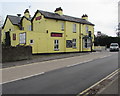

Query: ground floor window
left=66, top=40, right=72, bottom=48
left=72, top=39, right=76, bottom=48
left=19, top=32, right=26, bottom=44
left=66, top=39, right=77, bottom=48
left=54, top=40, right=59, bottom=51
left=83, top=38, right=91, bottom=48
left=30, top=39, right=34, bottom=44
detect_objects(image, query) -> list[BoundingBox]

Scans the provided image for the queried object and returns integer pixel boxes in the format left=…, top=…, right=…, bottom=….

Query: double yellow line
left=77, top=69, right=119, bottom=96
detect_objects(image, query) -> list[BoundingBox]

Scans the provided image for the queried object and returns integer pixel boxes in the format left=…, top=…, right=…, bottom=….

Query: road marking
left=66, top=59, right=94, bottom=68
left=77, top=69, right=119, bottom=96
left=99, top=55, right=111, bottom=59
left=1, top=72, right=45, bottom=84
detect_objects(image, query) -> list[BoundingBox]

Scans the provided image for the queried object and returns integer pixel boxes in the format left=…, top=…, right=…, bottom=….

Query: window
left=88, top=31, right=91, bottom=37
left=73, top=24, right=76, bottom=33
left=30, top=40, right=34, bottom=44
left=86, top=26, right=89, bottom=33
left=72, top=39, right=76, bottom=48
left=54, top=40, right=59, bottom=51
left=28, top=25, right=32, bottom=31
left=19, top=32, right=26, bottom=44
left=66, top=40, right=72, bottom=48
left=84, top=39, right=91, bottom=48
left=61, top=22, right=64, bottom=31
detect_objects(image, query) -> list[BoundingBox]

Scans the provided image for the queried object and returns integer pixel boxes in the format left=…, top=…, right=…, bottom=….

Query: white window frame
left=83, top=38, right=91, bottom=48
left=72, top=39, right=77, bottom=48
left=54, top=40, right=59, bottom=51
left=61, top=22, right=64, bottom=31
left=73, top=24, right=76, bottom=33
left=19, top=32, right=26, bottom=44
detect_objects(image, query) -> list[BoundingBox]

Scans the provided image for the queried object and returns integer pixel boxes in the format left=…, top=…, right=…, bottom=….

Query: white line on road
left=66, top=59, right=94, bottom=68
left=1, top=72, right=45, bottom=84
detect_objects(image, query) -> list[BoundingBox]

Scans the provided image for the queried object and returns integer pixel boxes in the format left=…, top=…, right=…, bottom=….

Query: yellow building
left=2, top=7, right=95, bottom=54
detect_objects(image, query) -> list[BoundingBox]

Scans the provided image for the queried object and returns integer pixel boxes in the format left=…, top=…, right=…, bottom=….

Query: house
left=2, top=7, right=95, bottom=54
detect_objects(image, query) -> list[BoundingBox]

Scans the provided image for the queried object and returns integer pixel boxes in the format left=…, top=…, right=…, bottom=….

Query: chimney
left=24, top=9, right=30, bottom=18
left=82, top=14, right=88, bottom=20
left=17, top=14, right=21, bottom=23
left=54, top=7, right=63, bottom=15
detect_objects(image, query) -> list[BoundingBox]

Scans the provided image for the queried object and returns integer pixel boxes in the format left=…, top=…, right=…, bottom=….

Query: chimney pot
left=17, top=14, right=21, bottom=17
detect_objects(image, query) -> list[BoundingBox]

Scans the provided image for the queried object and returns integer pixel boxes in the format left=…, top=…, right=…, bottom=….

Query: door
left=5, top=31, right=11, bottom=46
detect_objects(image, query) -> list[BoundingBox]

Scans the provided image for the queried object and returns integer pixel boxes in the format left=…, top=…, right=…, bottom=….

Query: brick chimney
left=24, top=9, right=30, bottom=18
left=54, top=7, right=63, bottom=15
left=82, top=14, right=88, bottom=20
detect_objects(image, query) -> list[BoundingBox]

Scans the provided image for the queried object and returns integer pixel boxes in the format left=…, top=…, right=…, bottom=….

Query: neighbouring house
left=1, top=7, right=95, bottom=54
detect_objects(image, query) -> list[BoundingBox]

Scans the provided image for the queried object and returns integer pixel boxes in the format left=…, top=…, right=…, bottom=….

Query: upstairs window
left=61, top=22, right=64, bottom=31
left=86, top=26, right=89, bottom=34
left=73, top=24, right=76, bottom=33
left=28, top=25, right=32, bottom=31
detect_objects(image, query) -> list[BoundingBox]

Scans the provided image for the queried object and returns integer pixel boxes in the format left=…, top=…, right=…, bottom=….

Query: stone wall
left=2, top=46, right=32, bottom=62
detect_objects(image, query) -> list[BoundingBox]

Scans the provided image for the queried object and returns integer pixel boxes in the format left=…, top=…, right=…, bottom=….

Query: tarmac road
left=2, top=53, right=118, bottom=94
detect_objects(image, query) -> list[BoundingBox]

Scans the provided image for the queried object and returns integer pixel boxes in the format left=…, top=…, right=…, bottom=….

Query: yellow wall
left=2, top=18, right=19, bottom=43
left=81, top=24, right=94, bottom=51
left=65, top=21, right=80, bottom=52
left=45, top=19, right=65, bottom=53
left=22, top=18, right=31, bottom=31
left=33, top=13, right=46, bottom=33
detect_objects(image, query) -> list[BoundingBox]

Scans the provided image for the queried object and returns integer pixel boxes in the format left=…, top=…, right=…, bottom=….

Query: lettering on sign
left=13, top=34, right=16, bottom=40
left=51, top=33, right=62, bottom=37
left=36, top=16, right=42, bottom=21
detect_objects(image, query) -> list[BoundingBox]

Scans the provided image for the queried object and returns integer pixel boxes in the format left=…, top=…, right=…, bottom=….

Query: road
left=2, top=52, right=118, bottom=94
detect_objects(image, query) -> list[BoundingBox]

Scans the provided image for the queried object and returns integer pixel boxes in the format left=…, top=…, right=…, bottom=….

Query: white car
left=110, top=43, right=119, bottom=52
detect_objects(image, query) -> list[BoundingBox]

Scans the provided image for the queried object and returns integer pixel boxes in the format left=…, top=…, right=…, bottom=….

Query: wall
left=46, top=19, right=65, bottom=53
left=81, top=24, right=94, bottom=51
left=22, top=18, right=31, bottom=31
left=2, top=18, right=19, bottom=43
left=2, top=46, right=32, bottom=62
left=65, top=21, right=80, bottom=52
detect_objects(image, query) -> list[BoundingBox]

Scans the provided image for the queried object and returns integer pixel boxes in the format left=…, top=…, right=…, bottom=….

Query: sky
left=0, top=0, right=119, bottom=37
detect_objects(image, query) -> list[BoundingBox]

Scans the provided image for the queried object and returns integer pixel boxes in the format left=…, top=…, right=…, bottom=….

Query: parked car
left=110, top=43, right=119, bottom=52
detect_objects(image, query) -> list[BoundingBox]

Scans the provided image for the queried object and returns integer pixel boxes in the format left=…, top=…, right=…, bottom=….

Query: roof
left=2, top=15, right=21, bottom=29
left=2, top=15, right=32, bottom=29
left=37, top=10, right=94, bottom=26
left=7, top=15, right=22, bottom=25
left=21, top=16, right=32, bottom=21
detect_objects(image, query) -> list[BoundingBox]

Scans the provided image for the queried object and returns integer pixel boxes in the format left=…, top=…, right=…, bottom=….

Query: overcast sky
left=0, top=0, right=119, bottom=37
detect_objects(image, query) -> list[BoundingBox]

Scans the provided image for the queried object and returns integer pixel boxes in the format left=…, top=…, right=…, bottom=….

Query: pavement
left=2, top=52, right=90, bottom=68
left=98, top=76, right=119, bottom=94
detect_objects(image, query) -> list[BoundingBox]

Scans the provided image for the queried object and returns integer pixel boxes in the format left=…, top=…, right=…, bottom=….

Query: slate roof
left=22, top=16, right=32, bottom=21
left=38, top=10, right=94, bottom=26
left=7, top=15, right=22, bottom=26
left=2, top=15, right=32, bottom=29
